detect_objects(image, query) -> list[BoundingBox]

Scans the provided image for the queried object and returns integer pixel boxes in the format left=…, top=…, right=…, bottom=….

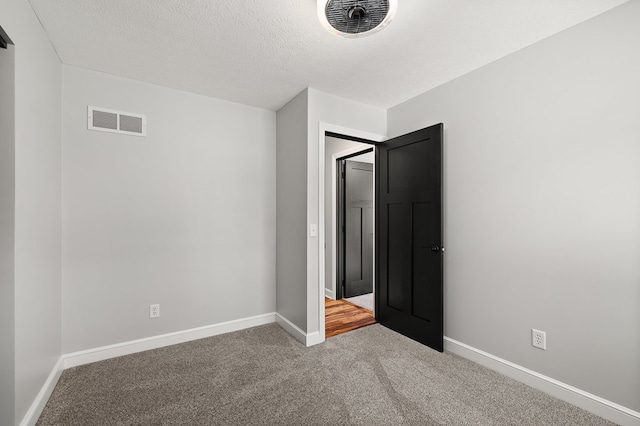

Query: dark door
left=376, top=124, right=444, bottom=352
left=341, top=160, right=374, bottom=298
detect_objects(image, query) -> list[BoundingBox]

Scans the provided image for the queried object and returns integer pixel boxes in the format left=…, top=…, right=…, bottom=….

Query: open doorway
left=324, top=133, right=377, bottom=338
left=317, top=122, right=444, bottom=352
left=337, top=150, right=374, bottom=302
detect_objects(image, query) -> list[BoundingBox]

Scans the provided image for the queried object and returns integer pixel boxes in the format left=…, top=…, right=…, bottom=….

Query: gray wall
left=0, top=42, right=16, bottom=426
left=387, top=1, right=640, bottom=412
left=2, top=0, right=63, bottom=422
left=324, top=136, right=371, bottom=297
left=276, top=89, right=309, bottom=330
left=62, top=65, right=276, bottom=352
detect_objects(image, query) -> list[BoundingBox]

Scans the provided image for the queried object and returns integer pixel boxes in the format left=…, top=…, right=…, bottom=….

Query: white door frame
left=317, top=123, right=386, bottom=342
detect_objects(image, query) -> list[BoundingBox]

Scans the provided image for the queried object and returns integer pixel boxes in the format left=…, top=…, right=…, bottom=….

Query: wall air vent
left=88, top=106, right=147, bottom=137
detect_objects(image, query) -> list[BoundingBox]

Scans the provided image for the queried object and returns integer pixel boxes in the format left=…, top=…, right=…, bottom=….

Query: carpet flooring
left=344, top=293, right=374, bottom=312
left=37, top=324, right=614, bottom=425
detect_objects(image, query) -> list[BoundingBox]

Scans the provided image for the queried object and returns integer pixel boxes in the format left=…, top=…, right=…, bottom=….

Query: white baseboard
left=63, top=313, right=276, bottom=369
left=306, top=331, right=324, bottom=346
left=275, top=313, right=324, bottom=347
left=444, top=337, right=640, bottom=426
left=26, top=318, right=635, bottom=425
left=19, top=357, right=64, bottom=426
left=324, top=288, right=334, bottom=299
left=21, top=313, right=276, bottom=425
left=275, top=313, right=306, bottom=345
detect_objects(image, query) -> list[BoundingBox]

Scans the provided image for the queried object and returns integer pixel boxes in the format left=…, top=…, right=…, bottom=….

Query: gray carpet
left=37, top=324, right=614, bottom=425
left=344, top=293, right=374, bottom=312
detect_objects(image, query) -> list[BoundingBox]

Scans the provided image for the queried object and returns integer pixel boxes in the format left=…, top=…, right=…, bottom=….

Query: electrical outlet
left=532, top=329, right=546, bottom=350
left=149, top=304, right=160, bottom=319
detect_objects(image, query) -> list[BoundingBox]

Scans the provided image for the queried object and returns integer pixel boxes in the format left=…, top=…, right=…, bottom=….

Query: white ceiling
left=29, top=0, right=628, bottom=111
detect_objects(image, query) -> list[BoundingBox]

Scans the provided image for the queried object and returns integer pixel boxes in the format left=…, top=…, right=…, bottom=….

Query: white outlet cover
left=532, top=328, right=546, bottom=350
left=149, top=304, right=160, bottom=318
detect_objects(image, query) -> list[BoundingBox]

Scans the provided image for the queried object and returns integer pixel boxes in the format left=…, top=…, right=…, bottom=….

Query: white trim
left=320, top=123, right=388, bottom=145
left=317, top=122, right=386, bottom=345
left=306, top=331, right=323, bottom=347
left=22, top=318, right=637, bottom=426
left=19, top=357, right=64, bottom=426
left=275, top=313, right=306, bottom=344
left=20, top=314, right=276, bottom=425
left=64, top=313, right=275, bottom=369
left=445, top=337, right=640, bottom=426
left=324, top=288, right=335, bottom=299
left=20, top=314, right=275, bottom=424
left=274, top=314, right=323, bottom=347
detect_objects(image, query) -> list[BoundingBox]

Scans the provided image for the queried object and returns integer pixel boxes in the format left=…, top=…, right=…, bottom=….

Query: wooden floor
left=325, top=297, right=376, bottom=338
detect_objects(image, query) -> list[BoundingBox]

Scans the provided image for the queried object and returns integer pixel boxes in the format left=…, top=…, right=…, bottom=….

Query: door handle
left=430, top=245, right=440, bottom=252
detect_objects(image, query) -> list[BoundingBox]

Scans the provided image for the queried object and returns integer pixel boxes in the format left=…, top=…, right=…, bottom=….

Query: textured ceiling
left=29, top=0, right=628, bottom=111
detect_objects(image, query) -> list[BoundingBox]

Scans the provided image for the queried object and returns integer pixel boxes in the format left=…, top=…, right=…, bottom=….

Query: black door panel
left=376, top=124, right=444, bottom=352
left=344, top=160, right=374, bottom=298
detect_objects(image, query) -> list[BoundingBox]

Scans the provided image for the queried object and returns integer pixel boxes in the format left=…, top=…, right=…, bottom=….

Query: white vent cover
left=88, top=106, right=147, bottom=137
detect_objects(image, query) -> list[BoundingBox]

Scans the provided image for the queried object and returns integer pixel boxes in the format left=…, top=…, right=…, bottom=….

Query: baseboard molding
left=20, top=313, right=276, bottom=425
left=444, top=337, right=640, bottom=426
left=26, top=318, right=635, bottom=425
left=275, top=313, right=306, bottom=345
left=306, top=331, right=324, bottom=346
left=275, top=313, right=324, bottom=347
left=19, top=357, right=64, bottom=426
left=324, top=288, right=334, bottom=299
left=63, top=313, right=276, bottom=369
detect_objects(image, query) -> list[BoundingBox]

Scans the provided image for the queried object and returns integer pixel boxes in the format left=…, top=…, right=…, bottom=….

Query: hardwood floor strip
left=325, top=297, right=376, bottom=338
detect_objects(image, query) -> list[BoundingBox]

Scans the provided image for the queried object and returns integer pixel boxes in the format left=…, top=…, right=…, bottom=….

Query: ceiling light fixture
left=318, top=0, right=398, bottom=38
